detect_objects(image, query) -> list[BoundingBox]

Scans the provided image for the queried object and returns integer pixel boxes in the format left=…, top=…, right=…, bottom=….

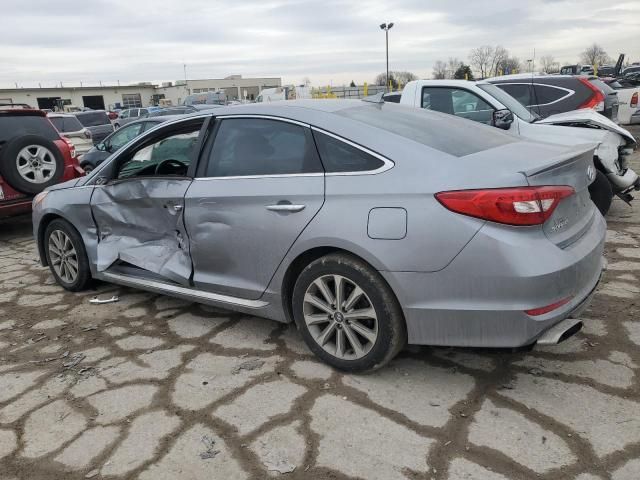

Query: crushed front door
left=90, top=178, right=193, bottom=285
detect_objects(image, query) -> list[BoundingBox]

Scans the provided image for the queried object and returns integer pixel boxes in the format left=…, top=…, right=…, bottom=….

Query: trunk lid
left=537, top=109, right=636, bottom=146
left=523, top=145, right=597, bottom=248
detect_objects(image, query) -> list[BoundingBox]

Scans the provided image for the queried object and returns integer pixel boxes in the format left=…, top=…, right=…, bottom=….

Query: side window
left=120, top=110, right=130, bottom=119
left=108, top=123, right=144, bottom=151
left=421, top=87, right=493, bottom=124
left=498, top=84, right=534, bottom=106
left=130, top=109, right=140, bottom=118
left=313, top=131, right=384, bottom=173
left=116, top=127, right=200, bottom=179
left=140, top=108, right=148, bottom=116
left=534, top=85, right=567, bottom=105
left=205, top=118, right=322, bottom=177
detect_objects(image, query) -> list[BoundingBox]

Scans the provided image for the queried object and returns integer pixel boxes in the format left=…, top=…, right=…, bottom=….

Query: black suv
left=487, top=75, right=619, bottom=121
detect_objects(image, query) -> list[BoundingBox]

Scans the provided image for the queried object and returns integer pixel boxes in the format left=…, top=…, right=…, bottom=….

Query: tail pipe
left=536, top=318, right=583, bottom=345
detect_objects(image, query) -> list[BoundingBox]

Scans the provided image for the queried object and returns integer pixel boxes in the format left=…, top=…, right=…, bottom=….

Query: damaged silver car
left=33, top=100, right=606, bottom=371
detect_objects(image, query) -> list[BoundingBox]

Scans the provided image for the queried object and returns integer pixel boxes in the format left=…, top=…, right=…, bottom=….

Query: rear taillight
left=577, top=77, right=606, bottom=110
left=631, top=92, right=638, bottom=108
left=435, top=186, right=575, bottom=226
left=62, top=136, right=77, bottom=159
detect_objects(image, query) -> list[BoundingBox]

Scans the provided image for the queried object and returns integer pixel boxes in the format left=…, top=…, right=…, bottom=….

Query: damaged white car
left=398, top=80, right=639, bottom=215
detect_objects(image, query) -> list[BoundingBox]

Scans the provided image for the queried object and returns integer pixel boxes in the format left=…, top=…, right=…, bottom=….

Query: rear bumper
left=382, top=212, right=606, bottom=347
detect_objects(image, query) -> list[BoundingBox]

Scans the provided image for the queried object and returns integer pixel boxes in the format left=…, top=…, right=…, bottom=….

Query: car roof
left=47, top=113, right=77, bottom=118
left=124, top=115, right=183, bottom=126
left=75, top=110, right=107, bottom=115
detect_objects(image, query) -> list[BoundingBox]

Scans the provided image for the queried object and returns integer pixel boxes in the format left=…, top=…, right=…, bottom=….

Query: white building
left=0, top=75, right=282, bottom=110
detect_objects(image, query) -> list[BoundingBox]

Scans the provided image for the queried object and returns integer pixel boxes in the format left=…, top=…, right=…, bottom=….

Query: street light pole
left=379, top=22, right=394, bottom=92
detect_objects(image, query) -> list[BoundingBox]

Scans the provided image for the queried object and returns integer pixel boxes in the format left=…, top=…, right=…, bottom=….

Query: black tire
left=0, top=135, right=65, bottom=195
left=588, top=170, right=613, bottom=216
left=292, top=253, right=406, bottom=372
left=80, top=162, right=94, bottom=174
left=44, top=219, right=92, bottom=292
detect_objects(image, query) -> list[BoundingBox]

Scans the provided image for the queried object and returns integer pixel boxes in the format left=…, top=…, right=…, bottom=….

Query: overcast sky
left=1, top=0, right=639, bottom=88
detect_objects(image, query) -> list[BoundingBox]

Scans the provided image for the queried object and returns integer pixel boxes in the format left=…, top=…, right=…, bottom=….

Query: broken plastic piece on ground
left=89, top=295, right=119, bottom=304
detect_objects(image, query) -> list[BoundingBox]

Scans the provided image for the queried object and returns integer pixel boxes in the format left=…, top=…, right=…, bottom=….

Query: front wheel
left=44, top=219, right=92, bottom=291
left=292, top=253, right=406, bottom=372
left=588, top=169, right=613, bottom=216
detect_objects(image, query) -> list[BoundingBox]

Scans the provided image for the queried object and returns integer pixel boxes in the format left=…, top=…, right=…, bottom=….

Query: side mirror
left=493, top=109, right=514, bottom=130
left=96, top=142, right=106, bottom=152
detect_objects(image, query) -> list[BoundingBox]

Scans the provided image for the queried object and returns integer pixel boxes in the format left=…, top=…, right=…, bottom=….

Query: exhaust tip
left=536, top=319, right=583, bottom=345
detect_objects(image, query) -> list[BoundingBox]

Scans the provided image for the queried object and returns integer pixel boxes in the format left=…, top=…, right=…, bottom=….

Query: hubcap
left=48, top=230, right=78, bottom=284
left=16, top=145, right=57, bottom=184
left=303, top=274, right=378, bottom=360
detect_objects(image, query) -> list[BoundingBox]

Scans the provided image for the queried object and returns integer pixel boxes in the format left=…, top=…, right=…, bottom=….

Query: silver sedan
left=32, top=100, right=606, bottom=371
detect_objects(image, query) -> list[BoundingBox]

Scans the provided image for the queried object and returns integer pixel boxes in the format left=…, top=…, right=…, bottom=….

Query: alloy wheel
left=16, top=145, right=57, bottom=184
left=303, top=274, right=378, bottom=360
left=48, top=230, right=79, bottom=284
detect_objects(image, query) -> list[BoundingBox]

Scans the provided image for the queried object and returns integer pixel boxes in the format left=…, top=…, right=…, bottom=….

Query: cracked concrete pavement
left=0, top=148, right=639, bottom=480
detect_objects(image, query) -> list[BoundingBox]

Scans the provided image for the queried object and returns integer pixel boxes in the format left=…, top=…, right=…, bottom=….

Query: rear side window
left=533, top=85, right=568, bottom=104
left=75, top=112, right=110, bottom=127
left=0, top=115, right=59, bottom=141
left=49, top=116, right=84, bottom=133
left=497, top=84, right=534, bottom=106
left=205, top=118, right=322, bottom=177
left=313, top=131, right=384, bottom=173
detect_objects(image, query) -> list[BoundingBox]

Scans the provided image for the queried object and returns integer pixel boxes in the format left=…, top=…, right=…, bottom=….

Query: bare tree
left=394, top=71, right=418, bottom=85
left=469, top=45, right=493, bottom=78
left=540, top=55, right=559, bottom=74
left=432, top=61, right=448, bottom=79
left=580, top=43, right=612, bottom=66
left=374, top=71, right=417, bottom=89
left=497, top=56, right=521, bottom=75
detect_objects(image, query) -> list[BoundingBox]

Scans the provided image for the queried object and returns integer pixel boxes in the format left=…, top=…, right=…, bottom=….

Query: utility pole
left=379, top=22, right=394, bottom=92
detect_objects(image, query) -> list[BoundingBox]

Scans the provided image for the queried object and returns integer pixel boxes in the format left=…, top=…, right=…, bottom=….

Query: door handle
left=266, top=204, right=306, bottom=213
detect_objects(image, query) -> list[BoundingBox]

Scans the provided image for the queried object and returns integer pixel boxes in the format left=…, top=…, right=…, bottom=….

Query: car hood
left=45, top=178, right=82, bottom=192
left=537, top=109, right=636, bottom=146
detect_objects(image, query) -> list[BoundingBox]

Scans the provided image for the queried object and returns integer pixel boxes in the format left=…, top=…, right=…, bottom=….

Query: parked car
left=397, top=80, right=638, bottom=214
left=183, top=91, right=227, bottom=106
left=114, top=107, right=161, bottom=128
left=560, top=65, right=594, bottom=75
left=48, top=113, right=93, bottom=155
left=0, top=107, right=84, bottom=217
left=33, top=100, right=606, bottom=371
left=486, top=74, right=619, bottom=122
left=78, top=116, right=181, bottom=172
left=73, top=110, right=114, bottom=145
left=622, top=65, right=640, bottom=77
left=601, top=78, right=640, bottom=125
left=143, top=106, right=197, bottom=117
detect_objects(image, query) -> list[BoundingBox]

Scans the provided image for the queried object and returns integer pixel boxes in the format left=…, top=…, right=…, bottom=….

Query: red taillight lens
left=435, top=186, right=575, bottom=226
left=631, top=92, right=638, bottom=108
left=525, top=296, right=573, bottom=316
left=577, top=77, right=606, bottom=110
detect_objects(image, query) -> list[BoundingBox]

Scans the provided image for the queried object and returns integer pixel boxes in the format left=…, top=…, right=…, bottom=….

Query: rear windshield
left=49, top=116, right=84, bottom=133
left=0, top=115, right=59, bottom=141
left=337, top=104, right=516, bottom=157
left=75, top=111, right=110, bottom=127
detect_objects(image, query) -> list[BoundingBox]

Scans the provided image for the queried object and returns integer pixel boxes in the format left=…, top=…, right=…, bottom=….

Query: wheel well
left=280, top=247, right=398, bottom=325
left=37, top=213, right=63, bottom=266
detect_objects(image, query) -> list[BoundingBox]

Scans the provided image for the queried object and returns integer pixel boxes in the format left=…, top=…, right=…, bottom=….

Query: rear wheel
left=44, top=219, right=91, bottom=291
left=589, top=170, right=613, bottom=216
left=292, top=253, right=406, bottom=372
left=0, top=135, right=65, bottom=194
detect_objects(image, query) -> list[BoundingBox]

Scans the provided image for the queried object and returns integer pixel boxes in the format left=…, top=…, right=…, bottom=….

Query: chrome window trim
left=214, top=114, right=310, bottom=128
left=311, top=127, right=395, bottom=176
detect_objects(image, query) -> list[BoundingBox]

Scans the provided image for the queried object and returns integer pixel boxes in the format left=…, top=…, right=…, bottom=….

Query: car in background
left=397, top=80, right=638, bottom=214
left=48, top=113, right=93, bottom=155
left=0, top=107, right=84, bottom=217
left=622, top=65, right=640, bottom=77
left=601, top=78, right=640, bottom=125
left=560, top=65, right=594, bottom=75
left=78, top=116, right=181, bottom=172
left=143, top=106, right=197, bottom=117
left=486, top=74, right=618, bottom=122
left=73, top=110, right=114, bottom=145
left=33, top=100, right=606, bottom=371
left=382, top=92, right=402, bottom=103
left=114, top=107, right=162, bottom=128
left=107, top=110, right=120, bottom=120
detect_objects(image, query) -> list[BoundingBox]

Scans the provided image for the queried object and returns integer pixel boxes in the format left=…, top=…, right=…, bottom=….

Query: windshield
left=477, top=83, right=539, bottom=123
